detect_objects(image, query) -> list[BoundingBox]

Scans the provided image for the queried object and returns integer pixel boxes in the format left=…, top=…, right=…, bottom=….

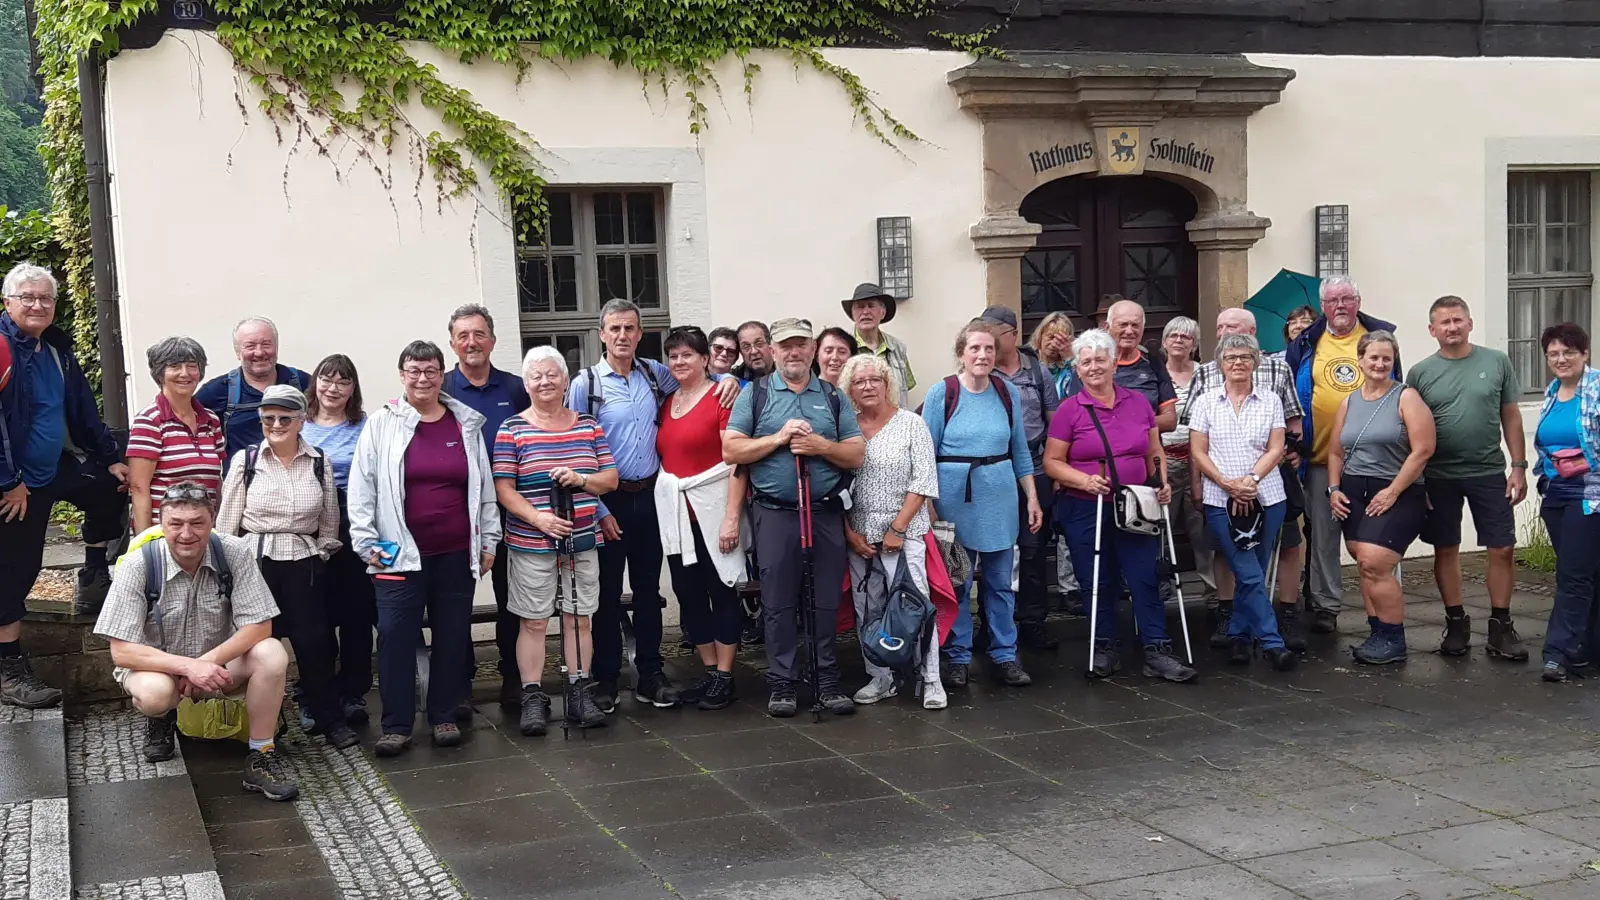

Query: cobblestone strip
left=72, top=872, right=224, bottom=900
left=0, top=707, right=62, bottom=725
left=279, top=718, right=464, bottom=900
left=67, top=711, right=185, bottom=786
left=28, top=799, right=68, bottom=900
left=1, top=802, right=31, bottom=900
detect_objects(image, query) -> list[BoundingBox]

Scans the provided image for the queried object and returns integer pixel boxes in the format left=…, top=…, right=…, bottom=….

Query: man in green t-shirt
left=1408, top=296, right=1529, bottom=662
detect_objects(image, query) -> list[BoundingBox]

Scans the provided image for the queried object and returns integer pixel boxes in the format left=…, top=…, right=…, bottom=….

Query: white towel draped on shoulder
left=654, top=462, right=749, bottom=587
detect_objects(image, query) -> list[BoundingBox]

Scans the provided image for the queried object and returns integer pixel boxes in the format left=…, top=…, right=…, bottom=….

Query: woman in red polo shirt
left=126, top=337, right=226, bottom=532
left=654, top=326, right=747, bottom=711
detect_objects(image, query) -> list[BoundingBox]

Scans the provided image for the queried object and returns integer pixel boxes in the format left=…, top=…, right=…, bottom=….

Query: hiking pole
left=1087, top=483, right=1105, bottom=676
left=1266, top=530, right=1281, bottom=605
left=795, top=456, right=824, bottom=722
left=1161, top=506, right=1194, bottom=665
left=553, top=484, right=586, bottom=742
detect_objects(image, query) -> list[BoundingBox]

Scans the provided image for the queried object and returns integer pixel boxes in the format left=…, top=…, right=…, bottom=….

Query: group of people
left=3, top=260, right=1597, bottom=806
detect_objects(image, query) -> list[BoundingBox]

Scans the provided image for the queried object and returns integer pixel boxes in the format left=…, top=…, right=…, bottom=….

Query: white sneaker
left=922, top=678, right=947, bottom=710
left=852, top=675, right=897, bottom=704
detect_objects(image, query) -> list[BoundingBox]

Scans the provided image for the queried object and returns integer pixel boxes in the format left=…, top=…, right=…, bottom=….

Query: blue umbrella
left=1244, top=269, right=1321, bottom=353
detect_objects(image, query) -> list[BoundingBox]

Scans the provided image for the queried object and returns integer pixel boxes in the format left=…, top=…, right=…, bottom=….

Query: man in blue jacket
left=0, top=264, right=130, bottom=708
left=194, top=316, right=311, bottom=460
left=1284, top=276, right=1401, bottom=635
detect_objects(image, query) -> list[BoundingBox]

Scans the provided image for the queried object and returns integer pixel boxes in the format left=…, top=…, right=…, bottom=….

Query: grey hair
left=158, top=481, right=215, bottom=516
left=599, top=298, right=641, bottom=326
left=1217, top=307, right=1257, bottom=331
left=3, top=263, right=57, bottom=298
left=838, top=352, right=901, bottom=409
left=448, top=303, right=495, bottom=337
left=145, top=336, right=208, bottom=387
left=1072, top=328, right=1116, bottom=362
left=1356, top=329, right=1399, bottom=359
left=1319, top=275, right=1361, bottom=302
left=1216, top=333, right=1262, bottom=368
left=522, top=345, right=568, bottom=382
left=232, top=316, right=279, bottom=345
left=1162, top=316, right=1199, bottom=342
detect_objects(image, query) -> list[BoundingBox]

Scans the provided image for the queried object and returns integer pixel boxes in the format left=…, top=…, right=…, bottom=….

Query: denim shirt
left=1536, top=366, right=1600, bottom=515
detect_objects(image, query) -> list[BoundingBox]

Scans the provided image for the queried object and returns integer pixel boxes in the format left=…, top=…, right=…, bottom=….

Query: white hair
left=1107, top=299, right=1145, bottom=324
left=1217, top=307, right=1257, bottom=331
left=1319, top=275, right=1360, bottom=302
left=522, top=345, right=568, bottom=381
left=232, top=316, right=280, bottom=345
left=3, top=263, right=57, bottom=298
left=1072, top=328, right=1116, bottom=362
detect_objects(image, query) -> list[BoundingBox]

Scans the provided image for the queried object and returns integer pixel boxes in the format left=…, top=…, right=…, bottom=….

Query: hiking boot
left=0, top=656, right=61, bottom=709
left=1209, top=606, right=1233, bottom=650
left=1227, top=637, right=1253, bottom=666
left=143, top=711, right=177, bottom=763
left=1018, top=622, right=1060, bottom=651
left=1352, top=630, right=1408, bottom=665
left=342, top=697, right=369, bottom=727
left=322, top=723, right=359, bottom=750
left=243, top=749, right=299, bottom=801
left=698, top=671, right=736, bottom=710
left=922, top=678, right=948, bottom=710
left=566, top=679, right=608, bottom=729
left=741, top=620, right=765, bottom=647
left=995, top=660, right=1033, bottom=686
left=941, top=662, right=969, bottom=689
left=519, top=687, right=552, bottom=736
left=679, top=668, right=715, bottom=706
left=634, top=671, right=680, bottom=709
left=498, top=678, right=522, bottom=708
left=820, top=692, right=856, bottom=716
left=73, top=565, right=112, bottom=615
left=432, top=723, right=462, bottom=747
left=453, top=701, right=474, bottom=723
left=373, top=732, right=411, bottom=757
left=1542, top=660, right=1570, bottom=683
left=1088, top=642, right=1121, bottom=680
left=592, top=681, right=619, bottom=715
left=1142, top=643, right=1198, bottom=683
left=1277, top=604, right=1308, bottom=654
left=1439, top=612, right=1472, bottom=656
left=767, top=682, right=798, bottom=718
left=853, top=674, right=897, bottom=704
left=1264, top=646, right=1299, bottom=672
left=1063, top=590, right=1086, bottom=617
left=1487, top=617, right=1530, bottom=662
left=1310, top=609, right=1339, bottom=635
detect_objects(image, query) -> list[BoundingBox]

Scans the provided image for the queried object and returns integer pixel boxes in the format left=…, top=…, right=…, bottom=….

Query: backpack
left=141, top=533, right=235, bottom=644
left=939, top=374, right=1014, bottom=431
left=584, top=360, right=664, bottom=418
left=858, top=552, right=936, bottom=676
left=748, top=375, right=854, bottom=497
left=241, top=443, right=325, bottom=492
left=223, top=367, right=310, bottom=434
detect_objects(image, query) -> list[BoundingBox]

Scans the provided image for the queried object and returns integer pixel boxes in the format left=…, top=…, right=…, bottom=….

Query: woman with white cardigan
left=654, top=327, right=748, bottom=710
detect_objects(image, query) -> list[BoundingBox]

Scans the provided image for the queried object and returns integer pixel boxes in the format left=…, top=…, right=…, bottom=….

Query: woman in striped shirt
left=126, top=337, right=226, bottom=532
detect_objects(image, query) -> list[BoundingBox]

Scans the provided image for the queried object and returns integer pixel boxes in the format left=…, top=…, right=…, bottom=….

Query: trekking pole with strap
left=553, top=483, right=587, bottom=741
left=1087, top=464, right=1105, bottom=677
left=1160, top=505, right=1194, bottom=665
left=795, top=456, right=824, bottom=722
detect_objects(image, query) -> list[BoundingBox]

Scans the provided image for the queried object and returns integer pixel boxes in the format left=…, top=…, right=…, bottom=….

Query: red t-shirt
left=657, top=389, right=731, bottom=479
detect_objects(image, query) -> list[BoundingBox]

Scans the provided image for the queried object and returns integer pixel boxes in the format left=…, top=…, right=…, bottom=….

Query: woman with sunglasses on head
left=815, top=327, right=860, bottom=388
left=708, top=327, right=742, bottom=381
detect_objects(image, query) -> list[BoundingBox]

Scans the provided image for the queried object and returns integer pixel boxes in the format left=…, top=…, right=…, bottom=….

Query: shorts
left=115, top=666, right=246, bottom=702
left=508, top=549, right=599, bottom=618
left=1278, top=515, right=1303, bottom=549
left=1339, top=474, right=1427, bottom=555
left=1421, top=474, right=1516, bottom=549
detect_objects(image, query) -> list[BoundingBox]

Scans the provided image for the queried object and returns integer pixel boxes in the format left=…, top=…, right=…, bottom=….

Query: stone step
left=0, top=705, right=70, bottom=900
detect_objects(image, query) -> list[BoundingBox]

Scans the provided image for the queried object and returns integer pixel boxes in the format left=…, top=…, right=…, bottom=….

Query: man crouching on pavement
left=93, top=481, right=298, bottom=801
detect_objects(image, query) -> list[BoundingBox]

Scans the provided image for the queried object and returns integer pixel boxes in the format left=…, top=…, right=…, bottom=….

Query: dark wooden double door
left=1020, top=175, right=1199, bottom=345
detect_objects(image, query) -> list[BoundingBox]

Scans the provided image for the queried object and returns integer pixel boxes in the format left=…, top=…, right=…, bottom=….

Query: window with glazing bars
left=1508, top=172, right=1593, bottom=394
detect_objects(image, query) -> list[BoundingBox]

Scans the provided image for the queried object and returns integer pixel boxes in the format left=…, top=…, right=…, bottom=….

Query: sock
left=84, top=545, right=107, bottom=569
left=1490, top=607, right=1511, bottom=622
left=0, top=641, right=20, bottom=659
left=522, top=682, right=542, bottom=693
left=1366, top=616, right=1379, bottom=633
left=248, top=738, right=275, bottom=753
left=1445, top=605, right=1466, bottom=620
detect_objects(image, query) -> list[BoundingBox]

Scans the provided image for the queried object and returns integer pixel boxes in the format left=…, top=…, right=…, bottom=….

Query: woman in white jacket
left=654, top=327, right=748, bottom=711
left=347, top=340, right=501, bottom=758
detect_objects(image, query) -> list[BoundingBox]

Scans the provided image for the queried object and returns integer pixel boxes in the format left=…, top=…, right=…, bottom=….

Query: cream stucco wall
left=103, top=33, right=984, bottom=413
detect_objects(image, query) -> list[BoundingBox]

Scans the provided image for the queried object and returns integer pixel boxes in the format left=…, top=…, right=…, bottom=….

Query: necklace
left=673, top=381, right=712, bottom=417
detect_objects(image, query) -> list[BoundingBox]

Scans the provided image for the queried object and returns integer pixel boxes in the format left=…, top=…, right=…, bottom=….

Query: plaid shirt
left=94, top=533, right=279, bottom=659
left=215, top=440, right=342, bottom=561
left=1183, top=353, right=1304, bottom=427
left=1188, top=387, right=1288, bottom=508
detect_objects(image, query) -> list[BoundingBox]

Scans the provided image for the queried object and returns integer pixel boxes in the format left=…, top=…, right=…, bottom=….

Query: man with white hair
left=1284, top=276, right=1401, bottom=634
left=1096, top=299, right=1178, bottom=433
left=1183, top=307, right=1307, bottom=648
left=195, top=316, right=312, bottom=459
left=0, top=263, right=130, bottom=708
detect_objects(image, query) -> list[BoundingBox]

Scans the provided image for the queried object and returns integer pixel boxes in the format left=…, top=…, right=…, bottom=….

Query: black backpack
left=241, top=443, right=325, bottom=492
left=141, top=533, right=235, bottom=645
left=748, top=375, right=854, bottom=496
left=938, top=373, right=1014, bottom=431
left=858, top=553, right=936, bottom=676
left=222, top=367, right=310, bottom=435
left=584, top=361, right=664, bottom=418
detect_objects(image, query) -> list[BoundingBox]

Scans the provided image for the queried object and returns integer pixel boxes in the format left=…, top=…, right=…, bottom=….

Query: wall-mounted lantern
left=877, top=216, right=913, bottom=299
left=1315, top=204, right=1349, bottom=279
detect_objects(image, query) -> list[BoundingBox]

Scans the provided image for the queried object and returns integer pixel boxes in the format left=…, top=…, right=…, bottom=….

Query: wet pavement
left=187, top=571, right=1600, bottom=899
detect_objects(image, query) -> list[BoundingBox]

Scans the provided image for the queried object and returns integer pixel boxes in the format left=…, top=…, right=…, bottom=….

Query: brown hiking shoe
left=1487, top=617, right=1530, bottom=662
left=0, top=656, right=63, bottom=709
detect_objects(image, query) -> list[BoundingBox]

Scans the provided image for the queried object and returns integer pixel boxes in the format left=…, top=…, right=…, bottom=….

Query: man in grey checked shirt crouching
left=94, top=481, right=298, bottom=801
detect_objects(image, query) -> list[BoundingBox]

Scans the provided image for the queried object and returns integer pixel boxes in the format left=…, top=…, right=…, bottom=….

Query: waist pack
left=1086, top=406, right=1162, bottom=536
left=1552, top=448, right=1591, bottom=480
left=858, top=552, right=936, bottom=675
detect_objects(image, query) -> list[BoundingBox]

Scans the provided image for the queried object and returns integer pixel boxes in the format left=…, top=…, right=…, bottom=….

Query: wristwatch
left=1511, top=461, right=1529, bottom=470
left=1248, top=472, right=1262, bottom=484
left=1326, top=484, right=1341, bottom=497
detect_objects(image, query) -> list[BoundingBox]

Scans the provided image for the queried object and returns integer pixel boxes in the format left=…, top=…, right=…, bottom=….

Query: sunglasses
left=260, top=414, right=301, bottom=427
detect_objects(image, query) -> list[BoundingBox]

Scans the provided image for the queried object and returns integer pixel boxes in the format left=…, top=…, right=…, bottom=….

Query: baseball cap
left=259, top=384, right=307, bottom=413
left=979, top=306, right=1019, bottom=330
left=770, top=317, right=814, bottom=344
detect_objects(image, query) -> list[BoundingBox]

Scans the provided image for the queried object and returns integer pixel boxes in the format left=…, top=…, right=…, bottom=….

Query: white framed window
left=1508, top=171, right=1593, bottom=393
left=517, top=188, right=670, bottom=371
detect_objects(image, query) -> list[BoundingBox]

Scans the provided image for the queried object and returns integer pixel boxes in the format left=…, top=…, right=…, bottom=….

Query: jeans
left=373, top=550, right=475, bottom=733
left=594, top=489, right=666, bottom=685
left=946, top=547, right=1019, bottom=665
left=1059, top=494, right=1166, bottom=646
left=667, top=517, right=743, bottom=647
left=750, top=503, right=846, bottom=689
left=1305, top=465, right=1345, bottom=614
left=1540, top=498, right=1600, bottom=666
left=1205, top=502, right=1288, bottom=649
left=261, top=556, right=342, bottom=728
left=1014, top=471, right=1055, bottom=627
left=848, top=533, right=939, bottom=682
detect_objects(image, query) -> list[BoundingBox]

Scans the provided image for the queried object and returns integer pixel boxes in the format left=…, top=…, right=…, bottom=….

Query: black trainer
left=698, top=671, right=735, bottom=710
left=820, top=692, right=856, bottom=716
left=1209, top=605, right=1233, bottom=650
left=634, top=672, right=681, bottom=708
left=741, top=620, right=765, bottom=647
left=1439, top=612, right=1472, bottom=656
left=1063, top=589, right=1086, bottom=617
left=592, top=681, right=619, bottom=714
left=1310, top=608, right=1339, bottom=635
left=941, top=662, right=969, bottom=689
left=0, top=655, right=62, bottom=709
left=1264, top=646, right=1299, bottom=671
left=767, top=681, right=798, bottom=718
left=519, top=686, right=551, bottom=736
left=1277, top=604, right=1308, bottom=653
left=243, top=749, right=299, bottom=801
left=1018, top=622, right=1059, bottom=651
left=74, top=565, right=112, bottom=615
left=566, top=679, right=608, bottom=729
left=323, top=723, right=360, bottom=751
left=995, top=660, right=1033, bottom=686
left=143, top=711, right=177, bottom=763
left=679, top=668, right=716, bottom=706
left=1227, top=637, right=1252, bottom=666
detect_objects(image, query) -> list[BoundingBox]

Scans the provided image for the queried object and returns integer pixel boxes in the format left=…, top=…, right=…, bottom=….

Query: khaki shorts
left=508, top=549, right=599, bottom=619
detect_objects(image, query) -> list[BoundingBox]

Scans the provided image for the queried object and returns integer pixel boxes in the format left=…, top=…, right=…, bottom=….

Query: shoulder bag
left=1086, top=405, right=1162, bottom=536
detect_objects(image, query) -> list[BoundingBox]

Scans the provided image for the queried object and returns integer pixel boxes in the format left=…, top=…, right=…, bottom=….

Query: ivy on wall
left=33, top=0, right=949, bottom=379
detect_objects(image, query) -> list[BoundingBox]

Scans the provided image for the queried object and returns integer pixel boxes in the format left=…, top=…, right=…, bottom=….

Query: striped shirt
left=126, top=395, right=226, bottom=512
left=492, top=413, right=616, bottom=553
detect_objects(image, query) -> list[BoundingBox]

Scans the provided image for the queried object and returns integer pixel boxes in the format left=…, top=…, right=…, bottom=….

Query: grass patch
left=49, top=501, right=83, bottom=538
left=1516, top=518, right=1556, bottom=574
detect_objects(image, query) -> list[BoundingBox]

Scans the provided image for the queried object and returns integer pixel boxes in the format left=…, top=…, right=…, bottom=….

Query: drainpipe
left=77, top=51, right=128, bottom=431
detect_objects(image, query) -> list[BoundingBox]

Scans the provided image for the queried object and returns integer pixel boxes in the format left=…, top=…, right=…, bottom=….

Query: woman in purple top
left=1043, top=329, right=1195, bottom=683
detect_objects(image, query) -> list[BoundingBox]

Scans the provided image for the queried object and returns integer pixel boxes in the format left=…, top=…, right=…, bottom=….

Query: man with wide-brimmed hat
left=845, top=284, right=915, bottom=408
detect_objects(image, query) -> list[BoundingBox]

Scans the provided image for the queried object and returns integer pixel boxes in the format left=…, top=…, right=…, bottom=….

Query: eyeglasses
left=402, top=367, right=441, bottom=381
left=1221, top=354, right=1255, bottom=366
left=1546, top=349, right=1583, bottom=361
left=854, top=376, right=888, bottom=386
left=1324, top=296, right=1359, bottom=308
left=710, top=345, right=739, bottom=356
left=5, top=293, right=54, bottom=308
left=260, top=414, right=301, bottom=427
left=318, top=377, right=353, bottom=389
left=739, top=340, right=768, bottom=352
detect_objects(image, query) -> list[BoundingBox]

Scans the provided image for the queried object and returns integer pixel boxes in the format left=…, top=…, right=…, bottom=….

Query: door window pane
left=1022, top=249, right=1077, bottom=314
left=1122, top=245, right=1179, bottom=310
left=627, top=193, right=658, bottom=245
left=631, top=255, right=661, bottom=308
left=1507, top=171, right=1594, bottom=394
left=593, top=192, right=626, bottom=245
